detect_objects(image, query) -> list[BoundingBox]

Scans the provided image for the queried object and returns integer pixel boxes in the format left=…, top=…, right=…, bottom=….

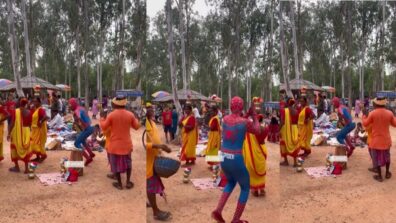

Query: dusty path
left=0, top=119, right=146, bottom=223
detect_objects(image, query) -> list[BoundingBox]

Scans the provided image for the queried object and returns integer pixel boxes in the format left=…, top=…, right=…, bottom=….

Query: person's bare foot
left=386, top=172, right=392, bottom=179
left=373, top=175, right=383, bottom=182
left=368, top=167, right=377, bottom=173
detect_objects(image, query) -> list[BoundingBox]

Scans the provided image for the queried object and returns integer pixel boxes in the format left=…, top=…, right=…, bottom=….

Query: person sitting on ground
left=362, top=97, right=396, bottom=182
left=48, top=110, right=64, bottom=129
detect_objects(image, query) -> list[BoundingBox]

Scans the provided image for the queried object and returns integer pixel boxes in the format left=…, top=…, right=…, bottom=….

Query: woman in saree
left=205, top=105, right=221, bottom=166
left=145, top=104, right=172, bottom=221
left=243, top=114, right=269, bottom=197
left=8, top=98, right=32, bottom=173
left=279, top=98, right=300, bottom=167
left=0, top=97, right=9, bottom=162
left=31, top=97, right=49, bottom=162
left=297, top=96, right=314, bottom=158
left=179, top=104, right=198, bottom=166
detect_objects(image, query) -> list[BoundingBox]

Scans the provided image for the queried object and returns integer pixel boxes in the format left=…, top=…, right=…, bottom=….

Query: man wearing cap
left=332, top=97, right=356, bottom=157
left=100, top=96, right=140, bottom=190
left=361, top=97, right=396, bottom=182
left=69, top=98, right=96, bottom=166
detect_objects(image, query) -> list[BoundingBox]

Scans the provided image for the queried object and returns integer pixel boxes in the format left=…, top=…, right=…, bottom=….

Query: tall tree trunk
left=178, top=0, right=188, bottom=90
left=21, top=0, right=32, bottom=77
left=83, top=0, right=89, bottom=110
left=346, top=2, right=352, bottom=110
left=185, top=0, right=191, bottom=89
left=166, top=0, right=182, bottom=114
left=290, top=0, right=300, bottom=80
left=380, top=0, right=386, bottom=91
left=76, top=0, right=81, bottom=99
left=279, top=1, right=292, bottom=97
left=120, top=0, right=126, bottom=90
left=297, top=0, right=303, bottom=76
left=29, top=0, right=35, bottom=75
left=227, top=47, right=232, bottom=109
left=7, top=0, right=24, bottom=97
left=340, top=42, right=345, bottom=99
left=268, top=0, right=274, bottom=101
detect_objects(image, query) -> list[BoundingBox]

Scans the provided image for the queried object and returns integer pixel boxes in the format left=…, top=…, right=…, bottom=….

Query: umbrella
left=321, top=86, right=336, bottom=93
left=56, top=84, right=71, bottom=91
left=152, top=91, right=170, bottom=98
left=0, top=76, right=62, bottom=91
left=0, top=79, right=12, bottom=88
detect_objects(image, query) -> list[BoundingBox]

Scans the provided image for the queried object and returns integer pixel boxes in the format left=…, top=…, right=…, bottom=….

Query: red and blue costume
left=212, top=97, right=260, bottom=223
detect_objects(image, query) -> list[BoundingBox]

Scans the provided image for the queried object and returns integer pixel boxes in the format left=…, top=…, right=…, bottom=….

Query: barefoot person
left=279, top=98, right=299, bottom=166
left=100, top=96, right=140, bottom=190
left=332, top=97, right=356, bottom=157
left=145, top=103, right=172, bottom=221
left=297, top=96, right=314, bottom=157
left=205, top=105, right=221, bottom=167
left=0, top=97, right=9, bottom=162
left=30, top=97, right=49, bottom=162
left=8, top=98, right=32, bottom=173
left=243, top=113, right=268, bottom=197
left=212, top=96, right=261, bottom=223
left=179, top=104, right=197, bottom=166
left=69, top=98, right=96, bottom=166
left=361, top=97, right=396, bottom=182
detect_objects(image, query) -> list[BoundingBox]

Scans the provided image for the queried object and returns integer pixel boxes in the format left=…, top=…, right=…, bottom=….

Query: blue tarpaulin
left=376, top=91, right=396, bottom=99
left=263, top=102, right=280, bottom=109
left=116, top=89, right=144, bottom=97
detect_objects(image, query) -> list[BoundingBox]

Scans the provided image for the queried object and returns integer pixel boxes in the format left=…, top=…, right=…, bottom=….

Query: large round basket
left=154, top=156, right=180, bottom=178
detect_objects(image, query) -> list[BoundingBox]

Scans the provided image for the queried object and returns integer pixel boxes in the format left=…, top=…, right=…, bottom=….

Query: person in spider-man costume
left=211, top=96, right=261, bottom=223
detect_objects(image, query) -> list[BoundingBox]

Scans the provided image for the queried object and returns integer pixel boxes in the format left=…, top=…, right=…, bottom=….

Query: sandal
left=373, top=175, right=383, bottom=182
left=126, top=181, right=134, bottom=189
left=112, top=182, right=123, bottom=190
left=211, top=210, right=226, bottom=223
left=386, top=172, right=392, bottom=179
left=154, top=211, right=171, bottom=221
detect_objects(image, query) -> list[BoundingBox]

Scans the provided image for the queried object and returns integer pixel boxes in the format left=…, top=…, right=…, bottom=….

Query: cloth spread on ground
left=304, top=166, right=334, bottom=178
left=190, top=178, right=219, bottom=190
left=36, top=173, right=66, bottom=186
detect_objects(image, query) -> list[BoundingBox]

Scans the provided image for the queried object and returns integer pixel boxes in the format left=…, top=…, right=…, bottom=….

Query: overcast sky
left=147, top=0, right=212, bottom=18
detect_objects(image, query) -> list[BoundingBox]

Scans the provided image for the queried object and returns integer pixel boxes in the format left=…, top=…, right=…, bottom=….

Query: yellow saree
left=11, top=109, right=31, bottom=162
left=180, top=115, right=197, bottom=162
left=205, top=116, right=221, bottom=165
left=243, top=132, right=267, bottom=190
left=145, top=119, right=161, bottom=179
left=280, top=108, right=299, bottom=157
left=297, top=106, right=313, bottom=153
left=31, top=108, right=47, bottom=156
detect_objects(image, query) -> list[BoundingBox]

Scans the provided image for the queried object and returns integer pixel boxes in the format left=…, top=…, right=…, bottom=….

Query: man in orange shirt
left=100, top=96, right=140, bottom=190
left=362, top=97, right=396, bottom=182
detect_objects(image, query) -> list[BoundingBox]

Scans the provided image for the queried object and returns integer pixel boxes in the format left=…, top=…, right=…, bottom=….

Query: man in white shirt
left=192, top=104, right=201, bottom=118
left=48, top=111, right=64, bottom=129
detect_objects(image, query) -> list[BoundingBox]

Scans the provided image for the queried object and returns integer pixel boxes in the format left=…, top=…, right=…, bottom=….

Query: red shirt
left=255, top=126, right=269, bottom=144
left=362, top=108, right=396, bottom=150
left=280, top=108, right=299, bottom=124
left=210, top=117, right=220, bottom=131
left=162, top=111, right=172, bottom=126
left=10, top=109, right=32, bottom=127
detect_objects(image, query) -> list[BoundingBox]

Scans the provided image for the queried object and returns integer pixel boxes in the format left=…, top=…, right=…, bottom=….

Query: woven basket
left=154, top=156, right=180, bottom=178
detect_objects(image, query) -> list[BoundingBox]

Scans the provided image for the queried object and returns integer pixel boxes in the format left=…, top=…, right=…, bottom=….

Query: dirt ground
left=0, top=118, right=146, bottom=223
left=148, top=118, right=396, bottom=223
left=2, top=116, right=396, bottom=223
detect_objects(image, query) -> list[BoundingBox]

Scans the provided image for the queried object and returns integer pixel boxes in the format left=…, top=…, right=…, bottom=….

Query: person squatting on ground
left=69, top=98, right=96, bottom=166
left=332, top=97, right=356, bottom=157
left=100, top=96, right=140, bottom=190
left=30, top=97, right=49, bottom=163
left=212, top=96, right=261, bottom=223
left=361, top=97, right=396, bottom=182
left=145, top=104, right=172, bottom=221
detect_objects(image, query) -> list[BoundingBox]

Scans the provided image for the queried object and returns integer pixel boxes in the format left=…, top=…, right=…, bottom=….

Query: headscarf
left=231, top=96, right=244, bottom=114
left=68, top=98, right=78, bottom=111
left=20, top=97, right=28, bottom=107
left=332, top=97, right=340, bottom=108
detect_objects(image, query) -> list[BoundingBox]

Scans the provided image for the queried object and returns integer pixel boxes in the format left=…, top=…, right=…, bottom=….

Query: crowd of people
left=0, top=92, right=140, bottom=190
